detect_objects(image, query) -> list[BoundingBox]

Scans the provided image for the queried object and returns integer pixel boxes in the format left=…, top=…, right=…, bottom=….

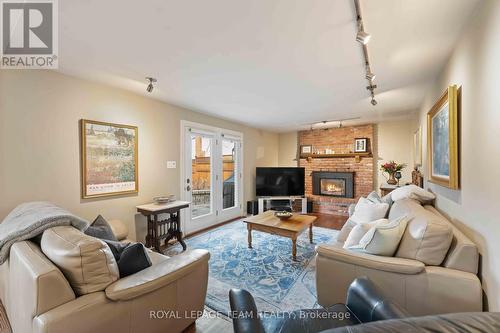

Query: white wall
left=376, top=120, right=415, bottom=190
left=0, top=70, right=279, bottom=241
left=416, top=0, right=500, bottom=310
left=278, top=132, right=298, bottom=167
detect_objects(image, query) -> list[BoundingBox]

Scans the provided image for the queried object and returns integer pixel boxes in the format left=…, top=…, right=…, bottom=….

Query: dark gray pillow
left=104, top=240, right=130, bottom=261
left=117, top=243, right=152, bottom=278
left=84, top=215, right=117, bottom=241
left=104, top=240, right=151, bottom=277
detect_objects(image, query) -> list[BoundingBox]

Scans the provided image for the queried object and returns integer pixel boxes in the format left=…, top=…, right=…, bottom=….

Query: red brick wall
left=299, top=125, right=374, bottom=215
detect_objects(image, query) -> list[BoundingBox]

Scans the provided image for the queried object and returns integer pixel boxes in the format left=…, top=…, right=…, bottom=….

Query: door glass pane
left=222, top=139, right=237, bottom=209
left=191, top=134, right=212, bottom=218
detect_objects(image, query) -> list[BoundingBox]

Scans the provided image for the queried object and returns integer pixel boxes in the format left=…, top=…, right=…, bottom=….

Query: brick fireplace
left=299, top=124, right=374, bottom=215
left=312, top=171, right=354, bottom=198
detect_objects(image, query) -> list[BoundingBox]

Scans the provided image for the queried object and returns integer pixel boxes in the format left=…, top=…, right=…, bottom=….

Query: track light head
left=365, top=71, right=376, bottom=81
left=146, top=77, right=157, bottom=93
left=356, top=30, right=371, bottom=44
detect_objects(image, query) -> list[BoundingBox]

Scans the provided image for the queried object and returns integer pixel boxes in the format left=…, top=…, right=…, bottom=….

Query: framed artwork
left=414, top=126, right=422, bottom=166
left=427, top=85, right=460, bottom=189
left=80, top=119, right=138, bottom=198
left=354, top=138, right=368, bottom=153
left=301, top=145, right=312, bottom=154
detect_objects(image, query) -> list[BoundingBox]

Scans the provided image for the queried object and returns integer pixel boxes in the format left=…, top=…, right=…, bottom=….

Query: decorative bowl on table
left=274, top=211, right=293, bottom=220
left=153, top=195, right=175, bottom=204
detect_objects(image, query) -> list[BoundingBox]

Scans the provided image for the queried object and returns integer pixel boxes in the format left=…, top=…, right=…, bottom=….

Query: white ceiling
left=58, top=0, right=481, bottom=132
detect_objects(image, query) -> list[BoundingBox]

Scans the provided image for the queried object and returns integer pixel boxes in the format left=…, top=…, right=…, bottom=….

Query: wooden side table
left=136, top=201, right=190, bottom=253
left=380, top=184, right=400, bottom=197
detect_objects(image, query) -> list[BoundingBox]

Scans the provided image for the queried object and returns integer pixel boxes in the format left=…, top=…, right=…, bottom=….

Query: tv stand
left=257, top=196, right=307, bottom=214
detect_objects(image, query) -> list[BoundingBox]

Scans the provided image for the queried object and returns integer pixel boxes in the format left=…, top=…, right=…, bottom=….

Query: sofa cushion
left=351, top=216, right=408, bottom=256
left=424, top=205, right=479, bottom=274
left=390, top=199, right=453, bottom=265
left=41, top=226, right=119, bottom=295
left=108, top=219, right=129, bottom=241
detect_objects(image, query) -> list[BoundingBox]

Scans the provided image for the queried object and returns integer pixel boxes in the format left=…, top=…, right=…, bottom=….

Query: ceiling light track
left=354, top=0, right=377, bottom=106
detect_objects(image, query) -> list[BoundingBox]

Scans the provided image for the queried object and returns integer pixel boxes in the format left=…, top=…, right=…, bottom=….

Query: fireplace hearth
left=312, top=171, right=354, bottom=198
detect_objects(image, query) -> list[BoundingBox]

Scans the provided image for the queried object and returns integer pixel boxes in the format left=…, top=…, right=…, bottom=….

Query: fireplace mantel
left=299, top=124, right=374, bottom=215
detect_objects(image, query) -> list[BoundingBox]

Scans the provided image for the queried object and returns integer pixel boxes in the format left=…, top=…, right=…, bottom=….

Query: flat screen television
left=256, top=167, right=305, bottom=197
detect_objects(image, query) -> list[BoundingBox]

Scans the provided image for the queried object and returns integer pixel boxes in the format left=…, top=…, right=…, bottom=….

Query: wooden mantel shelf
left=300, top=152, right=372, bottom=159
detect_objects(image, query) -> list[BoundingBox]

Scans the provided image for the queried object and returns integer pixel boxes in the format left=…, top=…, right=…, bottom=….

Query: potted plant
left=381, top=161, right=406, bottom=185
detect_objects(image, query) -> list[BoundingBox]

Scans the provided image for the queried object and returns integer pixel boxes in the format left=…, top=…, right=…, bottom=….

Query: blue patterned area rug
left=165, top=219, right=338, bottom=314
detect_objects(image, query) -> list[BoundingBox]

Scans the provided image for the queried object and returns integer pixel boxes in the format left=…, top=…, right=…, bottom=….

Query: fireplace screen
left=320, top=179, right=346, bottom=196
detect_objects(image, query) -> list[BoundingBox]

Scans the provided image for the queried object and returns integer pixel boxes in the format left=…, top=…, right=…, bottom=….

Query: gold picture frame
left=413, top=126, right=422, bottom=167
left=80, top=119, right=138, bottom=198
left=427, top=85, right=460, bottom=189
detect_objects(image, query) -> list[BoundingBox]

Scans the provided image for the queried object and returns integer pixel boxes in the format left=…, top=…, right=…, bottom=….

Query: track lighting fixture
left=146, top=77, right=157, bottom=93
left=356, top=29, right=371, bottom=45
left=365, top=70, right=376, bottom=81
left=366, top=84, right=377, bottom=106
left=354, top=0, right=378, bottom=106
left=306, top=117, right=361, bottom=129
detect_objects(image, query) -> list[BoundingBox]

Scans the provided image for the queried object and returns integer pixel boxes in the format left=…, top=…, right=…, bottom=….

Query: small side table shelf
left=380, top=184, right=400, bottom=197
left=257, top=196, right=307, bottom=214
left=136, top=200, right=190, bottom=253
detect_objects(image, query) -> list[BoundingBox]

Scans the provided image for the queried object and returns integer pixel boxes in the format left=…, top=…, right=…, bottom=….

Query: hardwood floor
left=182, top=308, right=233, bottom=333
left=310, top=213, right=348, bottom=230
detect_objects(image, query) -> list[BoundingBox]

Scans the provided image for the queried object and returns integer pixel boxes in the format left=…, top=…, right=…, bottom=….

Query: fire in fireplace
left=320, top=179, right=346, bottom=196
left=312, top=171, right=354, bottom=198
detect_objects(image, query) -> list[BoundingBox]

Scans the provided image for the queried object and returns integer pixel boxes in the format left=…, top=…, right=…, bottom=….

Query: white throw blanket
left=0, top=202, right=89, bottom=264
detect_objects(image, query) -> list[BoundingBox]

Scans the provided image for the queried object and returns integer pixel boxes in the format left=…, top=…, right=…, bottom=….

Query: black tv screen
left=256, top=167, right=305, bottom=197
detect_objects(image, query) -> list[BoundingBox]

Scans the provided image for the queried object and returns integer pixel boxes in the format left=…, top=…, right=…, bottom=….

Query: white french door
left=181, top=121, right=243, bottom=235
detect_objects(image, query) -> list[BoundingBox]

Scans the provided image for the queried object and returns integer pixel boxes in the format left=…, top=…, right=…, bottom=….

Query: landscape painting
left=81, top=119, right=138, bottom=198
left=427, top=85, right=460, bottom=189
left=431, top=104, right=450, bottom=178
left=413, top=126, right=422, bottom=167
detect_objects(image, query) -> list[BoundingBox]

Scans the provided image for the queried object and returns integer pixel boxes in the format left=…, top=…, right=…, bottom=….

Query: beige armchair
left=0, top=220, right=209, bottom=333
left=316, top=199, right=482, bottom=316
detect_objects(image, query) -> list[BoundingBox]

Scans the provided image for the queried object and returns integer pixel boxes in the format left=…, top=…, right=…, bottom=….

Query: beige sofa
left=0, top=220, right=209, bottom=333
left=316, top=198, right=482, bottom=316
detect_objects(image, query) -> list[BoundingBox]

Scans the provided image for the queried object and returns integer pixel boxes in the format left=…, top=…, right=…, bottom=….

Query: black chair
left=229, top=277, right=408, bottom=333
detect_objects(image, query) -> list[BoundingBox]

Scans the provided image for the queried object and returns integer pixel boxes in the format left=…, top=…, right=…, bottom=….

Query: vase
left=387, top=172, right=397, bottom=185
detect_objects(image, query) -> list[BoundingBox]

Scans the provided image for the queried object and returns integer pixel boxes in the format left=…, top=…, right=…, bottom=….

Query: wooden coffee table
left=243, top=211, right=317, bottom=260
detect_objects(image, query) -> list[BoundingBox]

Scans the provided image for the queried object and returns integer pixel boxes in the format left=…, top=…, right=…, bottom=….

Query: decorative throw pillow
left=337, top=219, right=357, bottom=243
left=117, top=243, right=152, bottom=278
left=367, top=190, right=393, bottom=206
left=343, top=219, right=389, bottom=248
left=391, top=185, right=435, bottom=203
left=84, top=215, right=118, bottom=241
left=367, top=191, right=383, bottom=204
left=104, top=239, right=130, bottom=261
left=348, top=216, right=408, bottom=256
left=104, top=240, right=152, bottom=277
left=351, top=197, right=390, bottom=223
